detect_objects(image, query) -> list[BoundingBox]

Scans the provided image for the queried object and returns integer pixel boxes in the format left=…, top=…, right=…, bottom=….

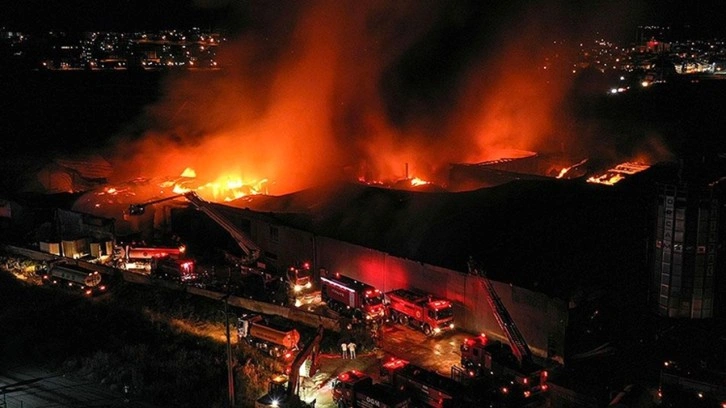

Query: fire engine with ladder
left=127, top=191, right=314, bottom=303
left=456, top=258, right=549, bottom=402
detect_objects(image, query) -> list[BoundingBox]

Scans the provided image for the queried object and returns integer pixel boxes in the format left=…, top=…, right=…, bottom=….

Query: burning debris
left=169, top=169, right=269, bottom=202
left=586, top=162, right=651, bottom=186
left=96, top=167, right=268, bottom=205
left=70, top=167, right=271, bottom=236
left=355, top=162, right=444, bottom=192
left=449, top=151, right=590, bottom=190
left=357, top=175, right=444, bottom=192
left=556, top=159, right=589, bottom=179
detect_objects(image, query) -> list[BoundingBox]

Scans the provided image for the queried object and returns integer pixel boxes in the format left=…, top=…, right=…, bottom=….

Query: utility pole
left=222, top=291, right=235, bottom=407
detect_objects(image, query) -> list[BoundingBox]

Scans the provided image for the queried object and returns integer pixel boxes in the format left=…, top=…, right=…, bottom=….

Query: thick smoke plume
left=105, top=0, right=659, bottom=195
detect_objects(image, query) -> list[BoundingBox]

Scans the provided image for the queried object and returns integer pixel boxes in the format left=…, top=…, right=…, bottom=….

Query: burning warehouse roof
left=448, top=151, right=589, bottom=191
left=236, top=179, right=651, bottom=300
left=585, top=162, right=651, bottom=186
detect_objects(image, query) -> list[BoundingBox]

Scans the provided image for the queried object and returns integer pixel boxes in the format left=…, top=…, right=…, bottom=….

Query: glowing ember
left=586, top=162, right=650, bottom=186
left=95, top=184, right=134, bottom=197
left=358, top=174, right=436, bottom=190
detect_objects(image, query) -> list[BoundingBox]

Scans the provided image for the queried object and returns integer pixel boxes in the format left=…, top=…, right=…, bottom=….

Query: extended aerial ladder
left=129, top=191, right=314, bottom=305
left=128, top=191, right=262, bottom=266
left=468, top=258, right=532, bottom=365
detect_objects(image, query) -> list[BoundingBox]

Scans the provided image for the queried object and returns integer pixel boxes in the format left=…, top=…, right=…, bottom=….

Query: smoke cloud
left=104, top=0, right=662, bottom=195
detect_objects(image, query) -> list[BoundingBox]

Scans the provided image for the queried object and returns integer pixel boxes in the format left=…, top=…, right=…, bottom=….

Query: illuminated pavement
left=304, top=324, right=470, bottom=408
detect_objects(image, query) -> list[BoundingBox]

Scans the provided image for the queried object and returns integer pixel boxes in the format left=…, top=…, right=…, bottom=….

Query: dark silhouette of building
left=650, top=160, right=726, bottom=318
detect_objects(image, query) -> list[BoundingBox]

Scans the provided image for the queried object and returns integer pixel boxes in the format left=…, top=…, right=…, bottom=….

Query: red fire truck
left=332, top=370, right=410, bottom=408
left=461, top=259, right=549, bottom=402
left=382, top=357, right=526, bottom=408
left=384, top=289, right=454, bottom=336
left=320, top=271, right=386, bottom=322
left=128, top=192, right=315, bottom=305
left=151, top=256, right=197, bottom=283
left=380, top=358, right=481, bottom=408
left=458, top=334, right=549, bottom=401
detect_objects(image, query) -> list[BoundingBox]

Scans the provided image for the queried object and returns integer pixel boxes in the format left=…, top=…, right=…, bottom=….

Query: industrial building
left=650, top=160, right=726, bottom=318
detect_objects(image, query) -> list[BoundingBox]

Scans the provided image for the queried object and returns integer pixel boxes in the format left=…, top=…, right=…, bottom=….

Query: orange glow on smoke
left=101, top=3, right=668, bottom=197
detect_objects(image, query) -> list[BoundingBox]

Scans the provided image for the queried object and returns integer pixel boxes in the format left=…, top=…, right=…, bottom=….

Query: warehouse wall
left=243, top=213, right=568, bottom=359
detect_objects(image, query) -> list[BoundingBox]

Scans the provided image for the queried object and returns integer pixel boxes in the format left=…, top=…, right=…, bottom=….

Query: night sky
left=1, top=0, right=726, bottom=39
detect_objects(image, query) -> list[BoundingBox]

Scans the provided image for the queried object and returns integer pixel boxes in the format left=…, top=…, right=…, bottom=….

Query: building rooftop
left=231, top=178, right=652, bottom=300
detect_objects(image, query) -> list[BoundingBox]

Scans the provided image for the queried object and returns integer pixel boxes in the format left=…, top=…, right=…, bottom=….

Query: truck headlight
left=434, top=327, right=441, bottom=334
left=305, top=282, right=312, bottom=289
left=294, top=285, right=303, bottom=292
left=449, top=323, right=455, bottom=329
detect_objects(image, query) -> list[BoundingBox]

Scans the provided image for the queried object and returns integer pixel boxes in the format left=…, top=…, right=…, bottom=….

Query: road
left=305, top=324, right=470, bottom=408
left=0, top=365, right=159, bottom=408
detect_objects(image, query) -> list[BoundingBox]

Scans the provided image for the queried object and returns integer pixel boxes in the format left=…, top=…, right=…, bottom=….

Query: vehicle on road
left=255, top=325, right=324, bottom=408
left=321, top=271, right=386, bottom=322
left=128, top=191, right=314, bottom=305
left=42, top=262, right=108, bottom=296
left=384, top=288, right=455, bottom=336
left=332, top=369, right=410, bottom=408
left=237, top=314, right=301, bottom=360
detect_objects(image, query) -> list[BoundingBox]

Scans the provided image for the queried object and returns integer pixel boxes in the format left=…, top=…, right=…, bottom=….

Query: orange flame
left=103, top=3, right=668, bottom=196
left=586, top=162, right=650, bottom=186
left=410, top=177, right=431, bottom=186
left=169, top=168, right=268, bottom=201
left=586, top=173, right=625, bottom=185
left=556, top=167, right=570, bottom=179
left=556, top=158, right=588, bottom=179
left=181, top=167, right=197, bottom=178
